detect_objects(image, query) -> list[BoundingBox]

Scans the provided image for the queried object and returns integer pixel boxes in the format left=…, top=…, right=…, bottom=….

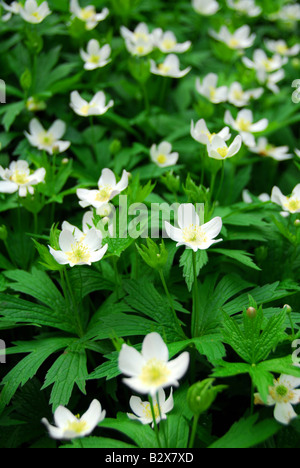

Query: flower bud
left=294, top=219, right=300, bottom=227
left=187, top=379, right=226, bottom=416
left=136, top=238, right=168, bottom=270
left=109, top=139, right=122, bottom=156
left=283, top=304, right=292, bottom=314
left=246, top=307, right=257, bottom=318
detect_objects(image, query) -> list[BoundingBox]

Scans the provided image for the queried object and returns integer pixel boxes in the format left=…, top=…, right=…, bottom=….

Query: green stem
left=64, top=267, right=84, bottom=337
left=159, top=269, right=184, bottom=338
left=192, top=251, right=200, bottom=337
left=215, top=161, right=225, bottom=203
left=149, top=395, right=161, bottom=448
left=188, top=414, right=199, bottom=448
left=156, top=391, right=168, bottom=448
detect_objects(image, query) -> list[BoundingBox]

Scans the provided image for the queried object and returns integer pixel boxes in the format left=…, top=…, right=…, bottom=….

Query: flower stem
left=215, top=161, right=225, bottom=202
left=188, top=414, right=199, bottom=448
left=63, top=267, right=84, bottom=337
left=159, top=269, right=184, bottom=338
left=192, top=251, right=200, bottom=337
left=149, top=395, right=161, bottom=448
left=156, top=391, right=168, bottom=448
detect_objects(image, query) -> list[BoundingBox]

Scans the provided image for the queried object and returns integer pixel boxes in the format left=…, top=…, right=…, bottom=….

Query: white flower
left=150, top=54, right=191, bottom=78
left=0, top=160, right=45, bottom=197
left=70, top=91, right=114, bottom=117
left=153, top=29, right=191, bottom=54
left=265, top=39, right=300, bottom=57
left=26, top=96, right=46, bottom=112
left=254, top=373, right=300, bottom=425
left=121, top=23, right=155, bottom=57
left=192, top=0, right=219, bottom=16
left=76, top=168, right=129, bottom=209
left=80, top=40, right=111, bottom=71
left=250, top=137, right=293, bottom=161
left=270, top=4, right=300, bottom=23
left=128, top=388, right=174, bottom=427
left=207, top=134, right=242, bottom=160
left=42, top=400, right=106, bottom=440
left=19, top=0, right=51, bottom=24
left=224, top=109, right=268, bottom=147
left=227, top=82, right=263, bottom=107
left=209, top=25, right=256, bottom=50
left=242, top=189, right=270, bottom=204
left=191, top=119, right=231, bottom=145
left=49, top=223, right=108, bottom=267
left=226, top=0, right=261, bottom=17
left=195, top=73, right=228, bottom=104
left=266, top=69, right=285, bottom=94
left=25, top=119, right=70, bottom=155
left=271, top=184, right=300, bottom=215
left=242, top=49, right=287, bottom=84
left=118, top=332, right=189, bottom=396
left=1, top=1, right=21, bottom=21
left=150, top=142, right=179, bottom=167
left=165, top=203, right=223, bottom=252
left=70, top=0, right=109, bottom=30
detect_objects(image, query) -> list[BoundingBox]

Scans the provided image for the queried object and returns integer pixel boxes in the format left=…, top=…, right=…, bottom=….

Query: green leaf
left=179, top=249, right=208, bottom=292
left=211, top=248, right=261, bottom=271
left=63, top=436, right=136, bottom=449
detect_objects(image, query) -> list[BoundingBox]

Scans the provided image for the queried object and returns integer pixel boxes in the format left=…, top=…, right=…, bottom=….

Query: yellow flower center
left=89, top=54, right=100, bottom=64
left=11, top=171, right=30, bottom=185
left=80, top=104, right=91, bottom=116
left=80, top=8, right=94, bottom=20
left=32, top=11, right=42, bottom=20
left=217, top=147, right=229, bottom=158
left=276, top=44, right=288, bottom=55
left=95, top=185, right=113, bottom=203
left=262, top=59, right=275, bottom=71
left=229, top=38, right=239, bottom=48
left=66, top=419, right=88, bottom=434
left=142, top=402, right=160, bottom=420
left=136, top=46, right=145, bottom=55
left=158, top=63, right=171, bottom=74
left=284, top=197, right=300, bottom=213
left=209, top=87, right=216, bottom=100
left=162, top=39, right=176, bottom=50
left=40, top=132, right=54, bottom=146
left=206, top=132, right=216, bottom=143
left=233, top=89, right=244, bottom=100
left=237, top=118, right=251, bottom=132
left=66, top=242, right=91, bottom=264
left=156, top=154, right=167, bottom=165
left=182, top=224, right=208, bottom=244
left=140, top=358, right=171, bottom=387
left=269, top=382, right=294, bottom=404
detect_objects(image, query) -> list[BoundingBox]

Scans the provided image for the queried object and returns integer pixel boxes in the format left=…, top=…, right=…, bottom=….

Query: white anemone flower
left=271, top=184, right=300, bottom=216
left=1, top=1, right=21, bottom=21
left=254, top=373, right=300, bottom=425
left=209, top=25, right=256, bottom=50
left=150, top=54, right=191, bottom=78
left=250, top=138, right=293, bottom=161
left=42, top=400, right=106, bottom=440
left=242, top=49, right=287, bottom=84
left=25, top=119, right=70, bottom=155
left=266, top=69, right=285, bottom=94
left=19, top=0, right=51, bottom=23
left=118, top=332, right=189, bottom=396
left=0, top=160, right=45, bottom=197
left=80, top=40, right=111, bottom=70
left=150, top=142, right=179, bottom=167
left=191, top=119, right=231, bottom=145
left=70, top=91, right=114, bottom=117
left=70, top=0, right=109, bottom=30
left=224, top=109, right=268, bottom=147
left=49, top=223, right=108, bottom=267
left=207, top=134, right=242, bottom=160
left=128, top=388, right=174, bottom=427
left=227, top=82, right=263, bottom=107
left=192, top=0, right=219, bottom=16
left=76, top=168, right=129, bottom=209
left=270, top=4, right=300, bottom=23
left=153, top=29, right=191, bottom=54
left=165, top=203, right=223, bottom=252
left=226, top=0, right=261, bottom=17
left=195, top=73, right=228, bottom=104
left=26, top=96, right=46, bottom=112
left=265, top=39, right=300, bottom=57
left=121, top=23, right=155, bottom=57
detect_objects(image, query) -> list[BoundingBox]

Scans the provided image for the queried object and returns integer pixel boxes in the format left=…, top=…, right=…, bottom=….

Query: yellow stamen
left=217, top=147, right=229, bottom=158
left=229, top=38, right=239, bottom=48
left=162, top=39, right=176, bottom=50
left=140, top=358, right=170, bottom=387
left=66, top=419, right=88, bottom=434
left=156, top=154, right=167, bottom=165
left=182, top=224, right=208, bottom=244
left=284, top=198, right=300, bottom=213
left=11, top=171, right=30, bottom=185
left=66, top=242, right=91, bottom=264
left=95, top=185, right=113, bottom=203
left=237, top=118, right=251, bottom=132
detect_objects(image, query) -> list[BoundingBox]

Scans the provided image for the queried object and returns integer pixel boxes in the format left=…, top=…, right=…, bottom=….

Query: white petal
left=118, top=344, right=145, bottom=377
left=81, top=399, right=105, bottom=428
left=274, top=402, right=297, bottom=425
left=177, top=203, right=199, bottom=229
left=202, top=216, right=222, bottom=239
left=141, top=332, right=169, bottom=362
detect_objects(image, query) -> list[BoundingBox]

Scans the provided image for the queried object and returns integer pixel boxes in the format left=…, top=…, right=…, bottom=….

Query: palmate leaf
left=211, top=248, right=261, bottom=271
left=179, top=249, right=208, bottom=292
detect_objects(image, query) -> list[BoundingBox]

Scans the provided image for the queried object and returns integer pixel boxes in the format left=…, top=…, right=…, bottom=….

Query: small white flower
left=26, top=96, right=46, bottom=112
left=70, top=91, right=114, bottom=117
left=42, top=400, right=106, bottom=439
left=0, top=160, right=45, bottom=197
left=254, top=373, right=300, bottom=425
left=19, top=0, right=51, bottom=24
left=195, top=73, right=228, bottom=104
left=224, top=109, right=268, bottom=147
left=76, top=168, right=129, bottom=209
left=226, top=0, right=261, bottom=17
left=165, top=203, right=223, bottom=252
left=191, top=119, right=231, bottom=145
left=270, top=4, right=300, bottom=23
left=118, top=332, right=189, bottom=396
left=150, top=54, right=191, bottom=78
left=128, top=388, right=174, bottom=427
left=209, top=25, right=256, bottom=50
left=80, top=40, right=111, bottom=71
left=266, top=69, right=285, bottom=94
left=25, top=119, right=70, bottom=155
left=250, top=138, right=293, bottom=161
left=49, top=223, right=108, bottom=267
left=242, top=49, right=287, bottom=84
left=265, top=39, right=300, bottom=57
left=192, top=0, right=219, bottom=16
left=1, top=1, right=21, bottom=21
left=150, top=142, right=179, bottom=168
left=70, top=0, right=109, bottom=30
left=153, top=29, right=191, bottom=54
left=227, top=82, right=263, bottom=107
left=242, top=189, right=270, bottom=204
left=271, top=184, right=300, bottom=215
left=207, top=134, right=242, bottom=160
left=121, top=23, right=155, bottom=57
